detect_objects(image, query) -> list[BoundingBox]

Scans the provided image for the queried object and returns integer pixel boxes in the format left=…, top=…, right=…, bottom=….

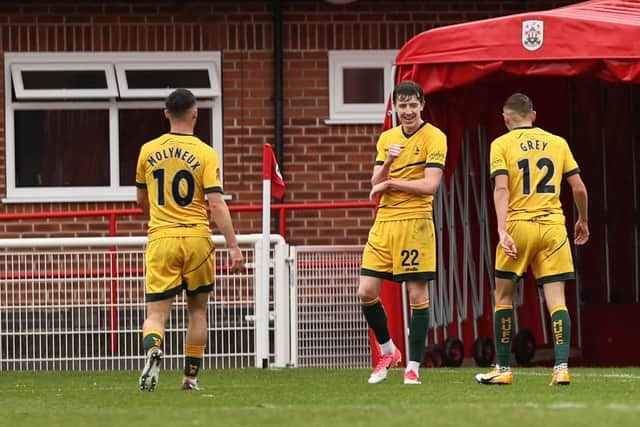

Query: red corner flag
left=263, top=144, right=285, bottom=199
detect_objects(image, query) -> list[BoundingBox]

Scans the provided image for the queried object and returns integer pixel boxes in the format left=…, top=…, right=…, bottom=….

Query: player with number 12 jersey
left=490, top=127, right=580, bottom=225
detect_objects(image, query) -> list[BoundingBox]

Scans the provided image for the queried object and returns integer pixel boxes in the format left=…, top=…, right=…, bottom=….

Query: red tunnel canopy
left=387, top=0, right=640, bottom=174
left=394, top=0, right=640, bottom=94
left=381, top=0, right=640, bottom=365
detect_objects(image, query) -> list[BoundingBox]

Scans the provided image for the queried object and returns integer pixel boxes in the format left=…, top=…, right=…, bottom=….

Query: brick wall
left=0, top=0, right=577, bottom=244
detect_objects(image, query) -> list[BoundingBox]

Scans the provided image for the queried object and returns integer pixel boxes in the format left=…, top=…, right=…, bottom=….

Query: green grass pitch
left=2, top=367, right=640, bottom=427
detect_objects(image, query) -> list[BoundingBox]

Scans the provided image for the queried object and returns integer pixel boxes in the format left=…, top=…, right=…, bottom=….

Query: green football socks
left=494, top=305, right=513, bottom=367
left=143, top=329, right=164, bottom=354
left=408, top=302, right=430, bottom=363
left=550, top=305, right=571, bottom=365
left=361, top=297, right=391, bottom=345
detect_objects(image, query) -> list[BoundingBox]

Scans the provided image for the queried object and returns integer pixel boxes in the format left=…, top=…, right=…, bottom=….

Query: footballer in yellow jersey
left=374, top=122, right=447, bottom=221
left=490, top=126, right=580, bottom=226
left=136, top=132, right=222, bottom=239
left=476, top=93, right=589, bottom=387
left=489, top=120, right=584, bottom=282
left=136, top=88, right=244, bottom=392
left=359, top=81, right=447, bottom=385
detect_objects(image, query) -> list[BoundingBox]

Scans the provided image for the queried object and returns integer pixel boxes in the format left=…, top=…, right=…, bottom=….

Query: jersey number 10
left=152, top=168, right=195, bottom=206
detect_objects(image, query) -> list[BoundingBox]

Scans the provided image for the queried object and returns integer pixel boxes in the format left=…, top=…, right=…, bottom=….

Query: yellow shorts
left=495, top=220, right=575, bottom=286
left=361, top=218, right=436, bottom=282
left=144, top=236, right=215, bottom=302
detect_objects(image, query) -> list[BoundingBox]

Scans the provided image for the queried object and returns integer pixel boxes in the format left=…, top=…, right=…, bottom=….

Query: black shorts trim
left=360, top=268, right=434, bottom=283
left=394, top=272, right=435, bottom=282
left=495, top=269, right=524, bottom=283
left=145, top=282, right=214, bottom=302
left=186, top=283, right=214, bottom=297
left=536, top=272, right=575, bottom=287
left=360, top=268, right=394, bottom=281
left=145, top=284, right=184, bottom=302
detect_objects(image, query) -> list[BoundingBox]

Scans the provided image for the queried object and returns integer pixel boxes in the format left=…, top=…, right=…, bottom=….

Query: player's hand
left=228, top=246, right=246, bottom=274
left=369, top=180, right=390, bottom=200
left=498, top=230, right=517, bottom=259
left=574, top=220, right=589, bottom=245
left=386, top=144, right=404, bottom=161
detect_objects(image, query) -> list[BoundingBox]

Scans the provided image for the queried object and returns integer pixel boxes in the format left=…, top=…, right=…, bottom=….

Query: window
left=10, top=62, right=117, bottom=99
left=4, top=52, right=222, bottom=203
left=327, top=50, right=397, bottom=124
left=115, top=62, right=220, bottom=98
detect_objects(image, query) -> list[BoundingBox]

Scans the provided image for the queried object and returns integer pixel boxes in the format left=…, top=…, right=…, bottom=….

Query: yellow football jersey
left=375, top=122, right=447, bottom=221
left=135, top=132, right=222, bottom=238
left=489, top=126, right=580, bottom=224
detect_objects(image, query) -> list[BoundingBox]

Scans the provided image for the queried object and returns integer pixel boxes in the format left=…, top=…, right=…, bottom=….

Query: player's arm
left=386, top=166, right=443, bottom=195
left=370, top=164, right=388, bottom=186
left=371, top=144, right=403, bottom=186
left=136, top=188, right=150, bottom=217
left=134, top=147, right=149, bottom=217
left=493, top=173, right=517, bottom=258
left=566, top=173, right=589, bottom=245
left=207, top=192, right=245, bottom=273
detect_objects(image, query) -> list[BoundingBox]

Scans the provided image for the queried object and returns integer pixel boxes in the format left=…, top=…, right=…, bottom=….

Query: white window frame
left=11, top=62, right=118, bottom=99
left=115, top=61, right=220, bottom=99
left=4, top=52, right=223, bottom=203
left=326, top=50, right=397, bottom=124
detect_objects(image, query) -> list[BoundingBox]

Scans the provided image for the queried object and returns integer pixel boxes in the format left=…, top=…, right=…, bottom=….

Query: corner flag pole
left=260, top=144, right=272, bottom=369
left=260, top=144, right=285, bottom=368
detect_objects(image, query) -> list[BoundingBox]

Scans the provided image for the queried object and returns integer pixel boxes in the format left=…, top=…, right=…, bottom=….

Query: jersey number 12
left=517, top=158, right=556, bottom=195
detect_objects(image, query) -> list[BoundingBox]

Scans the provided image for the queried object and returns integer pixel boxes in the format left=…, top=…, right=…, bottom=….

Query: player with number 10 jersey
left=136, top=132, right=226, bottom=302
left=136, top=133, right=222, bottom=239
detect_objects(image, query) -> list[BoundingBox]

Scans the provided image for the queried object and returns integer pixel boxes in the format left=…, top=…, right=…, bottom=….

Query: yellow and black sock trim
left=185, top=344, right=205, bottom=358
left=410, top=300, right=430, bottom=310
left=361, top=296, right=380, bottom=307
left=184, top=344, right=205, bottom=378
left=143, top=329, right=164, bottom=353
left=549, top=304, right=568, bottom=316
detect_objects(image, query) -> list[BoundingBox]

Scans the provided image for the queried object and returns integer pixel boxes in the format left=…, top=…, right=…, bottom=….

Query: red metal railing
left=0, top=201, right=376, bottom=237
left=0, top=201, right=375, bottom=354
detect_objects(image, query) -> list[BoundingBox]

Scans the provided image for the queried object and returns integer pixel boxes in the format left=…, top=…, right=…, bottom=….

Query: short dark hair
left=503, top=93, right=533, bottom=117
left=165, top=88, right=197, bottom=116
left=392, top=80, right=424, bottom=103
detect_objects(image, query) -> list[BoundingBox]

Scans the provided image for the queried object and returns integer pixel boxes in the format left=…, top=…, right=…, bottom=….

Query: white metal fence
left=291, top=245, right=370, bottom=368
left=0, top=235, right=375, bottom=371
left=0, top=235, right=289, bottom=371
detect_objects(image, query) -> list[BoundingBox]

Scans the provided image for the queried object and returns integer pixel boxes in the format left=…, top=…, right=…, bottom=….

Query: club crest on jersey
left=522, top=20, right=543, bottom=51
